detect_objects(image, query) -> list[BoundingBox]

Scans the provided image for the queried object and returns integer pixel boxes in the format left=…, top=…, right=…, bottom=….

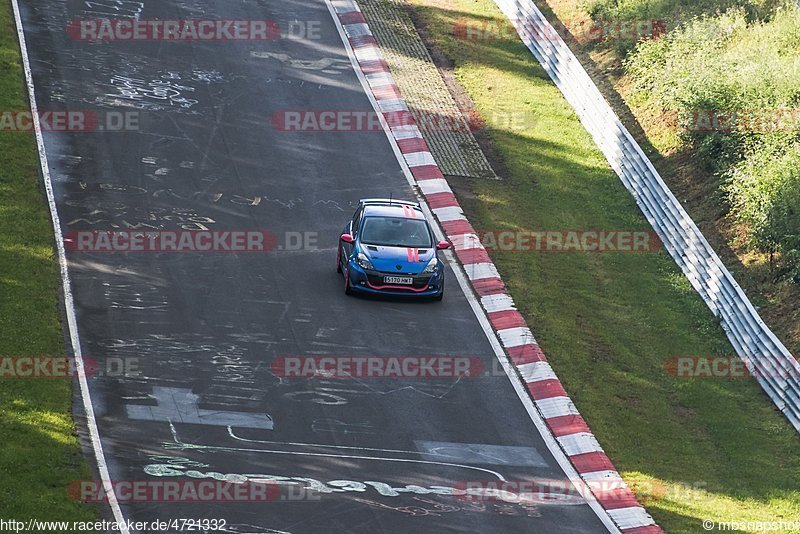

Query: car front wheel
left=343, top=267, right=353, bottom=296
left=433, top=279, right=444, bottom=301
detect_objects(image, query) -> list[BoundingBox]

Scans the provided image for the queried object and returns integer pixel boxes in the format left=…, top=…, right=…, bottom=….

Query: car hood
left=359, top=244, right=435, bottom=274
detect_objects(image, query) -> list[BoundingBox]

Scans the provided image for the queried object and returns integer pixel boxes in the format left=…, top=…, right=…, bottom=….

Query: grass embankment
left=541, top=0, right=800, bottom=351
left=622, top=4, right=800, bottom=282
left=0, top=1, right=97, bottom=522
left=404, top=0, right=800, bottom=531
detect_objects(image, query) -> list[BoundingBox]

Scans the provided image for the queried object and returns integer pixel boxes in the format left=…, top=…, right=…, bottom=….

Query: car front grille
left=366, top=273, right=431, bottom=289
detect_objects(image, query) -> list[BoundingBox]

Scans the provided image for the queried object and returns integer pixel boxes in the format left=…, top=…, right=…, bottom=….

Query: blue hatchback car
left=337, top=199, right=451, bottom=300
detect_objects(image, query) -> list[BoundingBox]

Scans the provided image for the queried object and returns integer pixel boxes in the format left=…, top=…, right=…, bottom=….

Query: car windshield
left=360, top=216, right=433, bottom=248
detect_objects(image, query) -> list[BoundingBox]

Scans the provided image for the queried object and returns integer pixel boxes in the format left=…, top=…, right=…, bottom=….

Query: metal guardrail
left=492, top=0, right=800, bottom=432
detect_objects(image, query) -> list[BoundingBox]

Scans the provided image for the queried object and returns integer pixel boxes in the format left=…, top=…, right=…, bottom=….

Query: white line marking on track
left=227, top=426, right=475, bottom=459
left=230, top=428, right=547, bottom=467
left=164, top=427, right=509, bottom=480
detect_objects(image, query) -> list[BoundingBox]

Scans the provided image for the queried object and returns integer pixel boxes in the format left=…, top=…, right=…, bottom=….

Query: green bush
left=587, top=0, right=782, bottom=26
left=585, top=0, right=783, bottom=53
left=725, top=146, right=800, bottom=279
left=625, top=7, right=800, bottom=116
left=622, top=3, right=800, bottom=280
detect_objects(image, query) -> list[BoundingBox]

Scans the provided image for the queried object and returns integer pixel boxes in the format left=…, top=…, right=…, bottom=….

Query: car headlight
left=422, top=256, right=438, bottom=274
left=356, top=252, right=374, bottom=270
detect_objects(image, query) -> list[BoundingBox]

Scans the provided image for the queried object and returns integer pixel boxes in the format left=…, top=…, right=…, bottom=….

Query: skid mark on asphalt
left=222, top=526, right=292, bottom=534
left=351, top=496, right=544, bottom=519
left=102, top=75, right=198, bottom=110
left=103, top=281, right=169, bottom=311
left=279, top=377, right=465, bottom=403
left=82, top=0, right=144, bottom=18
left=311, top=418, right=376, bottom=435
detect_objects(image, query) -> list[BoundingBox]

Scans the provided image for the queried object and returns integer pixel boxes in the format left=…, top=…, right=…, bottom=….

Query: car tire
left=336, top=246, right=342, bottom=273
left=343, top=268, right=353, bottom=296
left=433, top=289, right=444, bottom=301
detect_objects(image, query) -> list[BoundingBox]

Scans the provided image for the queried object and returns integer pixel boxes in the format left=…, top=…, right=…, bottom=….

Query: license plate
left=384, top=276, right=413, bottom=285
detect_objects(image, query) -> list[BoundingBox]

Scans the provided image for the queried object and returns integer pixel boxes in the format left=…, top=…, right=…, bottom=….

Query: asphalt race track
left=17, top=0, right=609, bottom=531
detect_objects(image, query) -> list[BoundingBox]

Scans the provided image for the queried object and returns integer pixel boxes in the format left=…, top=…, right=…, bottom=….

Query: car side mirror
left=340, top=234, right=354, bottom=244
left=436, top=240, right=451, bottom=250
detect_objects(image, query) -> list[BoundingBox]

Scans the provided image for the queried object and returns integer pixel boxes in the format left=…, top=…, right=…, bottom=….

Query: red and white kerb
left=332, top=1, right=662, bottom=532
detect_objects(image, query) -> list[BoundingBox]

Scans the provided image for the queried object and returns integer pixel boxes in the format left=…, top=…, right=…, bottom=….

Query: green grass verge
left=0, top=0, right=97, bottom=522
left=407, top=0, right=800, bottom=531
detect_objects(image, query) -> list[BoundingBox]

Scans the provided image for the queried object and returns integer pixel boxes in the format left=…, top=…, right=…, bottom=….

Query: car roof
left=362, top=204, right=426, bottom=219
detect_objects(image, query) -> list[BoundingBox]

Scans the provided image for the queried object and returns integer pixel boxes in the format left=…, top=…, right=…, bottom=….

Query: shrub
left=621, top=3, right=800, bottom=279
left=725, top=146, right=800, bottom=279
left=587, top=0, right=782, bottom=27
